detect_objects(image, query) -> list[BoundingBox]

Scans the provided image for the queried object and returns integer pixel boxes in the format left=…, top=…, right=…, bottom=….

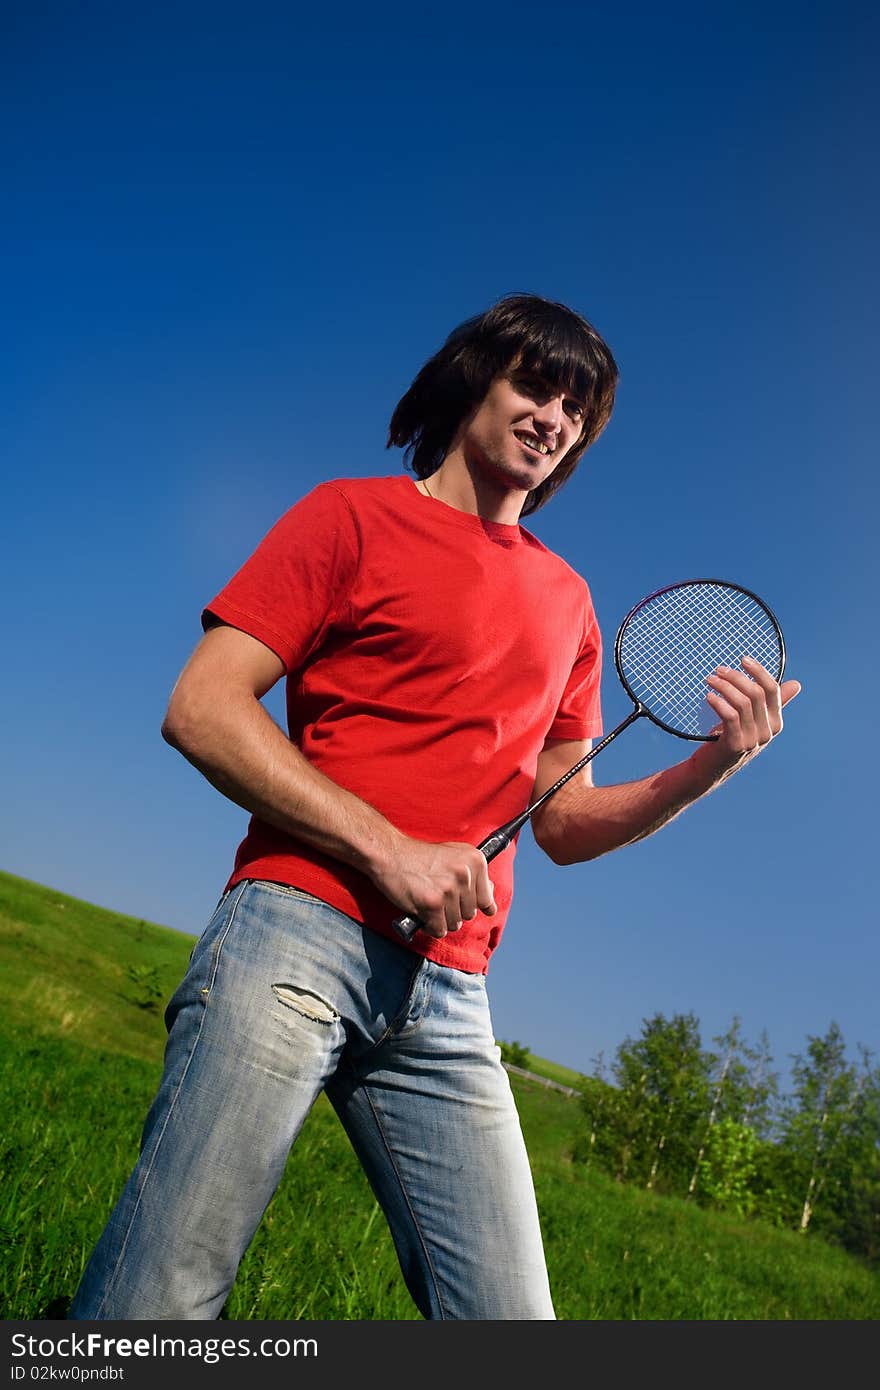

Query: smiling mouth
left=514, top=431, right=554, bottom=457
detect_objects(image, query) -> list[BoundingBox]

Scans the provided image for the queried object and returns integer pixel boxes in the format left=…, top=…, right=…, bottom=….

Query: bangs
left=511, top=336, right=601, bottom=409
left=480, top=299, right=610, bottom=409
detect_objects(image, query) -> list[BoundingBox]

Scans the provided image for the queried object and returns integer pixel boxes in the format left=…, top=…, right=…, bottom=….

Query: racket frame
left=614, top=577, right=786, bottom=740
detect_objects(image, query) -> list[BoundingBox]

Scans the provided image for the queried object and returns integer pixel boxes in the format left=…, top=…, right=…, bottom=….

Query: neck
left=419, top=455, right=526, bottom=526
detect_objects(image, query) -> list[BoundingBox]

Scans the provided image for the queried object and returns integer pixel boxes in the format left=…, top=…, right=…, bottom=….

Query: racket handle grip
left=391, top=830, right=513, bottom=941
left=477, top=829, right=514, bottom=861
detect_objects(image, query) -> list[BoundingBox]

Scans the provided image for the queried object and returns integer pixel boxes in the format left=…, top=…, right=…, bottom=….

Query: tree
left=780, top=1024, right=880, bottom=1239
left=695, top=1118, right=760, bottom=1216
left=688, top=1018, right=780, bottom=1201
left=741, top=1029, right=780, bottom=1139
left=573, top=1053, right=621, bottom=1171
left=608, top=1013, right=712, bottom=1195
left=497, top=1039, right=530, bottom=1069
left=688, top=1017, right=743, bottom=1200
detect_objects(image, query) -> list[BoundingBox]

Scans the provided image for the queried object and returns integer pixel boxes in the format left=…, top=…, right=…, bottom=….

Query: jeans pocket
left=165, top=882, right=247, bottom=1028
left=248, top=879, right=327, bottom=907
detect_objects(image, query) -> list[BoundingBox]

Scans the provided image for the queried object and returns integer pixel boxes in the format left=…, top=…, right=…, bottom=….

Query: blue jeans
left=69, top=880, right=555, bottom=1320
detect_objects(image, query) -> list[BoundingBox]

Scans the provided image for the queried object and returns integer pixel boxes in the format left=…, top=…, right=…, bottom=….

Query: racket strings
left=619, top=583, right=783, bottom=737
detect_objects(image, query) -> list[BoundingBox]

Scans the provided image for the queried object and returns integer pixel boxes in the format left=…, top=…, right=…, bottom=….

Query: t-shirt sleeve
left=546, top=585, right=603, bottom=740
left=201, top=483, right=361, bottom=672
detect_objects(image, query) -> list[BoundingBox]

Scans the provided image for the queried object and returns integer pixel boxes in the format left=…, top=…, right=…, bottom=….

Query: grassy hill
left=1, top=868, right=878, bottom=1320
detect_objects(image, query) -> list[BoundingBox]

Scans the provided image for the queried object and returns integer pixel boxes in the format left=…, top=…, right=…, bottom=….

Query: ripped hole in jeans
left=271, top=984, right=339, bottom=1025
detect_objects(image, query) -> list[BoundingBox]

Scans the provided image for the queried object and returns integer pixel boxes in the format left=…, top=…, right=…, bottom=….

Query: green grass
left=0, top=870, right=195, bottom=1063
left=520, top=1052, right=584, bottom=1090
left=2, top=868, right=879, bottom=1320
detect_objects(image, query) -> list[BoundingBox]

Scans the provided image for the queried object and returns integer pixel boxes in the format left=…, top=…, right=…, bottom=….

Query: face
left=457, top=368, right=587, bottom=496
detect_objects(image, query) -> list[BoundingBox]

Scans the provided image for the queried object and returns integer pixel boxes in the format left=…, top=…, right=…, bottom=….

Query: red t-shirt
left=202, top=475, right=603, bottom=972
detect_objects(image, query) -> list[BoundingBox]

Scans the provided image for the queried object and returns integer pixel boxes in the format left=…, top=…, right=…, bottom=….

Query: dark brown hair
left=387, top=293, right=618, bottom=515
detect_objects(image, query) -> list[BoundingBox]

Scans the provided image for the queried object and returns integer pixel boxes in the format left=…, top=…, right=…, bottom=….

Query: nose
left=532, top=393, right=564, bottom=436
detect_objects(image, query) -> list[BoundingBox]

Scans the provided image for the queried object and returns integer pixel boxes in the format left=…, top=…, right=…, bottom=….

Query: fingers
left=475, top=851, right=498, bottom=918
left=443, top=847, right=497, bottom=935
left=441, top=851, right=476, bottom=934
left=705, top=675, right=765, bottom=753
left=408, top=843, right=497, bottom=941
left=704, top=655, right=799, bottom=758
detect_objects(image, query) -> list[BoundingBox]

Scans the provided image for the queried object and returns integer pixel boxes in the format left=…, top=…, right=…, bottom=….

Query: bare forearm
left=161, top=625, right=497, bottom=940
left=162, top=693, right=399, bottom=880
left=533, top=742, right=741, bottom=865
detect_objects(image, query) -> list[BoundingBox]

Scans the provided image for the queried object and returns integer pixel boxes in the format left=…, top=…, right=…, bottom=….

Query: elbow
left=533, top=814, right=604, bottom=867
left=532, top=820, right=584, bottom=867
left=544, top=841, right=575, bottom=867
left=161, top=704, right=188, bottom=754
left=161, top=686, right=207, bottom=757
left=541, top=837, right=601, bottom=867
left=161, top=710, right=184, bottom=751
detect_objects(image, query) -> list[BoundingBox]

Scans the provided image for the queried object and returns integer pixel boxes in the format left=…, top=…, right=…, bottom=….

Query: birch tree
left=689, top=1019, right=780, bottom=1202
left=781, top=1023, right=879, bottom=1236
left=611, top=1012, right=711, bottom=1194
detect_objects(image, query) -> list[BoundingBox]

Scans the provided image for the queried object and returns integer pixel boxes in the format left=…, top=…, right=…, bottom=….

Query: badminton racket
left=392, top=578, right=786, bottom=941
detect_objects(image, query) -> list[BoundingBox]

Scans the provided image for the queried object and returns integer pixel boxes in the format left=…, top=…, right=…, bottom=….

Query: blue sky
left=2, top=2, right=876, bottom=1090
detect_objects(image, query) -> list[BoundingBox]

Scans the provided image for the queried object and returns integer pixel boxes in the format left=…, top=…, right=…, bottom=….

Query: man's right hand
left=371, top=835, right=497, bottom=939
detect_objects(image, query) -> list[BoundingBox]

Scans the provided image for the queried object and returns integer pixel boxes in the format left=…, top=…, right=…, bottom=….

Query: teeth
left=518, top=433, right=551, bottom=455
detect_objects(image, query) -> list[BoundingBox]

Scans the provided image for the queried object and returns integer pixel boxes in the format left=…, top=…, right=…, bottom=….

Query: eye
left=564, top=398, right=585, bottom=422
left=512, top=374, right=546, bottom=400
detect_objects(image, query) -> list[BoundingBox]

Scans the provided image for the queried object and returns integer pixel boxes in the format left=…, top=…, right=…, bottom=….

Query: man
left=70, top=294, right=799, bottom=1321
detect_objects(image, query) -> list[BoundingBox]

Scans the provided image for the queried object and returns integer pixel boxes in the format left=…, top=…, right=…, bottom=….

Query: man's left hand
left=694, top=655, right=801, bottom=781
